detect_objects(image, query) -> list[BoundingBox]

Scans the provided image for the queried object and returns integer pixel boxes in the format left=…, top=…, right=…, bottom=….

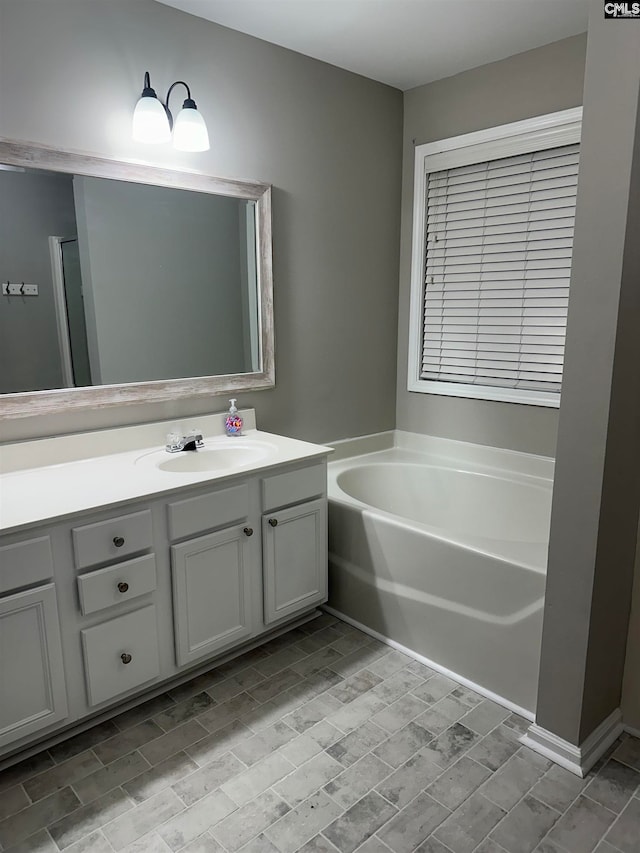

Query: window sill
left=407, top=379, right=561, bottom=408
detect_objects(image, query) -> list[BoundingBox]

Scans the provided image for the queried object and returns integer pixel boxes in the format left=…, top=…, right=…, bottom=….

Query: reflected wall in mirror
left=0, top=140, right=273, bottom=419
left=1, top=169, right=258, bottom=392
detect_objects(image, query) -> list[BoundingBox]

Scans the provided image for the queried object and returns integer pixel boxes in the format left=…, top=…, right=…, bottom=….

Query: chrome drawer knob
left=113, top=536, right=125, bottom=548
left=117, top=581, right=129, bottom=593
left=243, top=527, right=253, bottom=537
left=120, top=653, right=132, bottom=665
left=268, top=518, right=278, bottom=527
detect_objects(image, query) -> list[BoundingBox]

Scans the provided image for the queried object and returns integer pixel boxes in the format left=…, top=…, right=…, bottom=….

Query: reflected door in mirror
left=0, top=168, right=260, bottom=393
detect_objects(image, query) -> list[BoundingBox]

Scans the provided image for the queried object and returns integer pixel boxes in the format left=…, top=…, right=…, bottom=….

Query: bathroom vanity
left=0, top=410, right=331, bottom=763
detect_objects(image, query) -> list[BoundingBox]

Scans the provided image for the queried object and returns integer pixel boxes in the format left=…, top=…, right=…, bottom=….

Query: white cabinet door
left=0, top=584, right=68, bottom=748
left=262, top=499, right=328, bottom=625
left=171, top=526, right=253, bottom=667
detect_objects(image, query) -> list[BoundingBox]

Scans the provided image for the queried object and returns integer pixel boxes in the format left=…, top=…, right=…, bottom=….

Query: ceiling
left=154, top=0, right=589, bottom=91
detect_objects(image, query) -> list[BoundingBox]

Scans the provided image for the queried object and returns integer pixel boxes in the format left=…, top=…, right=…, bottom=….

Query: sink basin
left=136, top=440, right=274, bottom=474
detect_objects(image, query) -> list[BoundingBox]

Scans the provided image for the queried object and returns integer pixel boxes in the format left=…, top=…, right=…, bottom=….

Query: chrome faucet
left=165, top=432, right=205, bottom=453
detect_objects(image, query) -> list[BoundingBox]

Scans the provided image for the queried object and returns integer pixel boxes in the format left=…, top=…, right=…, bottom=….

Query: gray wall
left=535, top=3, right=640, bottom=744
left=0, top=170, right=77, bottom=393
left=72, top=177, right=249, bottom=384
left=622, top=518, right=640, bottom=732
left=0, top=0, right=402, bottom=443
left=396, top=34, right=587, bottom=456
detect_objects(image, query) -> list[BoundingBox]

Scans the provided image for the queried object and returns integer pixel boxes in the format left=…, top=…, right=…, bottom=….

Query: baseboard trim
left=322, top=604, right=534, bottom=721
left=623, top=723, right=640, bottom=739
left=521, top=708, right=624, bottom=778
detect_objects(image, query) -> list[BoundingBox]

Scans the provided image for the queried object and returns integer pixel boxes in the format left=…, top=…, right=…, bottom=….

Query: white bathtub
left=327, top=432, right=554, bottom=714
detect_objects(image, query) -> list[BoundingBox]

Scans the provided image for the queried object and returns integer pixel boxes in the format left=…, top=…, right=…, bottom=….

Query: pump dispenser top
left=225, top=399, right=243, bottom=436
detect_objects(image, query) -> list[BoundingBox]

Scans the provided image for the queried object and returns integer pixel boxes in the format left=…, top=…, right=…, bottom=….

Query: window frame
left=407, top=107, right=582, bottom=408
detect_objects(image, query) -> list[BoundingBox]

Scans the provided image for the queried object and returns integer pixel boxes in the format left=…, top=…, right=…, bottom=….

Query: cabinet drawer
left=0, top=536, right=53, bottom=595
left=72, top=509, right=152, bottom=569
left=168, top=483, right=249, bottom=541
left=81, top=605, right=160, bottom=706
left=77, top=554, right=156, bottom=615
left=262, top=464, right=325, bottom=512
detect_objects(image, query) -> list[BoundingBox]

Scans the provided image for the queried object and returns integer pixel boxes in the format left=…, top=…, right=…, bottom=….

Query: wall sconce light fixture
left=132, top=71, right=210, bottom=152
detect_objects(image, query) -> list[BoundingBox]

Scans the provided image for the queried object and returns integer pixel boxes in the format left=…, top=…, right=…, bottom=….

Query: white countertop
left=0, top=410, right=332, bottom=535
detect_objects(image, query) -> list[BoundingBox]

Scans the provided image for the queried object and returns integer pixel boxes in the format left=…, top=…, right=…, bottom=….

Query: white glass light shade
left=132, top=96, right=171, bottom=144
left=172, top=106, right=210, bottom=152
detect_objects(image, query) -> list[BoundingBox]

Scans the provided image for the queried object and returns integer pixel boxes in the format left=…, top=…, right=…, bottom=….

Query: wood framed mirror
left=0, top=140, right=274, bottom=420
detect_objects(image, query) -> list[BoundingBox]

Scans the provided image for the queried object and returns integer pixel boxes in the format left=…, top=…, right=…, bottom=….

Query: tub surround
left=330, top=429, right=553, bottom=486
left=327, top=431, right=553, bottom=715
left=0, top=409, right=331, bottom=764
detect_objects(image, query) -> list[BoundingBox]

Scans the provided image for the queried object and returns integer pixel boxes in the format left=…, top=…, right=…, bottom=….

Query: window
left=407, top=108, right=582, bottom=407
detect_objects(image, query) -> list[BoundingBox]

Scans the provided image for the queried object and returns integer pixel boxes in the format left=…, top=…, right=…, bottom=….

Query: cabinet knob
left=268, top=518, right=278, bottom=527
left=120, top=652, right=132, bottom=665
left=243, top=527, right=254, bottom=537
left=117, top=581, right=129, bottom=594
left=113, top=536, right=125, bottom=548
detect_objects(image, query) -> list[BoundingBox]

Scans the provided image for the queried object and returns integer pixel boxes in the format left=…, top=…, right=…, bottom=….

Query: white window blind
left=421, top=142, right=579, bottom=397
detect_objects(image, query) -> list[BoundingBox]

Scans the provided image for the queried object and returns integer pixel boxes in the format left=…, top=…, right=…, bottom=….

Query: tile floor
left=0, top=613, right=638, bottom=853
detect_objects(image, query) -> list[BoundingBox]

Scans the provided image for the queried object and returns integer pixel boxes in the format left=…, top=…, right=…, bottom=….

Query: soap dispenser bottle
left=225, top=399, right=243, bottom=436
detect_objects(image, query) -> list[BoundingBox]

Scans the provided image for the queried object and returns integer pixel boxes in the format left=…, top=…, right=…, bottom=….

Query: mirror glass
left=0, top=141, right=274, bottom=419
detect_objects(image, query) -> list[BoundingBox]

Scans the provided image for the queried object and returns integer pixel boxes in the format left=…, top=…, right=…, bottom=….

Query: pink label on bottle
left=225, top=415, right=243, bottom=434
